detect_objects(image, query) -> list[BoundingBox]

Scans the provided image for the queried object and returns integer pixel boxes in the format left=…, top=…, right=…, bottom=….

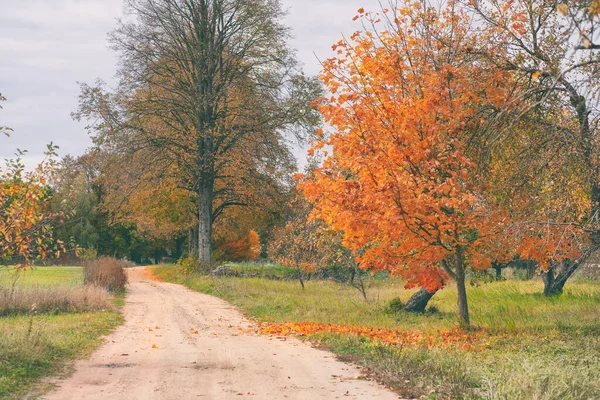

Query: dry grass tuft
left=84, top=257, right=128, bottom=293
left=0, top=285, right=112, bottom=316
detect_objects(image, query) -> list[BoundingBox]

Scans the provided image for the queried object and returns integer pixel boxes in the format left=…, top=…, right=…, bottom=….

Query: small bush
left=384, top=297, right=405, bottom=315
left=0, top=286, right=112, bottom=316
left=177, top=256, right=213, bottom=275
left=178, top=256, right=198, bottom=275
left=84, top=257, right=128, bottom=293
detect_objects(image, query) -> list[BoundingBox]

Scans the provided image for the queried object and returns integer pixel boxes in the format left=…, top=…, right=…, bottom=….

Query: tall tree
left=468, top=0, right=600, bottom=295
left=300, top=2, right=513, bottom=326
left=75, top=0, right=320, bottom=264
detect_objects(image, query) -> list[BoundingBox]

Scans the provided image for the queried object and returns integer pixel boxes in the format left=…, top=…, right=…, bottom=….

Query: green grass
left=0, top=266, right=84, bottom=288
left=224, top=262, right=296, bottom=278
left=153, top=264, right=600, bottom=399
left=0, top=266, right=124, bottom=399
left=0, top=311, right=123, bottom=399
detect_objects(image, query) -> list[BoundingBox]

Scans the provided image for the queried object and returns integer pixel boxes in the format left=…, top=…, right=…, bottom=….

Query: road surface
left=44, top=267, right=398, bottom=400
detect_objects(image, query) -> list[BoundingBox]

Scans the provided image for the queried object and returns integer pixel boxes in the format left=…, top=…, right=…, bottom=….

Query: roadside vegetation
left=153, top=264, right=600, bottom=399
left=0, top=262, right=126, bottom=399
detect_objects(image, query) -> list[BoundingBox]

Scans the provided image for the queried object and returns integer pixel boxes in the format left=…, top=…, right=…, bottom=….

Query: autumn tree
left=468, top=0, right=600, bottom=295
left=91, top=147, right=197, bottom=241
left=0, top=145, right=64, bottom=267
left=76, top=0, right=320, bottom=264
left=267, top=187, right=359, bottom=292
left=300, top=3, right=513, bottom=326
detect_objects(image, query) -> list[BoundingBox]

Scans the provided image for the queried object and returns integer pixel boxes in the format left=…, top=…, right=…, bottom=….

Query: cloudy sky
left=0, top=0, right=378, bottom=167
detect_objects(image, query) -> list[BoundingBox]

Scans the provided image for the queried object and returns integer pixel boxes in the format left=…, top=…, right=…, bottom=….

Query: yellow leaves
left=583, top=37, right=592, bottom=49
left=531, top=71, right=542, bottom=82
left=557, top=3, right=569, bottom=16
left=591, top=1, right=600, bottom=16
left=0, top=157, right=62, bottom=267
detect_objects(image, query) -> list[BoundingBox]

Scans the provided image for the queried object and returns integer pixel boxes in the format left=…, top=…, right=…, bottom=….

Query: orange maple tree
left=299, top=3, right=513, bottom=325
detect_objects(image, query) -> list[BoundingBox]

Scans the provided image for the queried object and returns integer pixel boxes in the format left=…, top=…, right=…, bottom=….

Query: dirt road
left=44, top=267, right=398, bottom=400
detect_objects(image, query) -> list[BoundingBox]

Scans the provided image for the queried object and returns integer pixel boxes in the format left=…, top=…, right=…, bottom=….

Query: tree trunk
left=404, top=288, right=436, bottom=313
left=296, top=266, right=305, bottom=289
left=493, top=262, right=503, bottom=281
left=543, top=259, right=579, bottom=296
left=198, top=183, right=212, bottom=265
left=352, top=263, right=367, bottom=301
left=455, top=248, right=470, bottom=327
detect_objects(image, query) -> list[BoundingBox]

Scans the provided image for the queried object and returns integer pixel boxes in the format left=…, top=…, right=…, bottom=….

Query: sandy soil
left=43, top=267, right=398, bottom=400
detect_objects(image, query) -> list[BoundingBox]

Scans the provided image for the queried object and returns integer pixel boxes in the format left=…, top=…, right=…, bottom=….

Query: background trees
left=469, top=0, right=600, bottom=295
left=75, top=0, right=320, bottom=264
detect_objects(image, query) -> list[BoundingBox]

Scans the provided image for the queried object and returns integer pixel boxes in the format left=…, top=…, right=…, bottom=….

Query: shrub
left=178, top=256, right=198, bottom=275
left=214, top=230, right=261, bottom=262
left=384, top=297, right=404, bottom=315
left=84, top=257, right=128, bottom=293
left=177, top=256, right=213, bottom=275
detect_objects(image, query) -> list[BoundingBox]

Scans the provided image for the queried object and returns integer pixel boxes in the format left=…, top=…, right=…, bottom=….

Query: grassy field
left=0, top=266, right=123, bottom=399
left=222, top=261, right=296, bottom=278
left=0, top=266, right=84, bottom=288
left=153, top=264, right=600, bottom=400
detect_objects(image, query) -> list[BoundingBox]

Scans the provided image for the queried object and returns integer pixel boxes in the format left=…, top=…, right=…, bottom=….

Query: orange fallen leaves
left=256, top=322, right=499, bottom=351
left=143, top=268, right=163, bottom=282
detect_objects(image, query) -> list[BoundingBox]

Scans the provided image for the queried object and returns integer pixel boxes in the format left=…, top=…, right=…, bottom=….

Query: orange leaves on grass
left=258, top=322, right=497, bottom=351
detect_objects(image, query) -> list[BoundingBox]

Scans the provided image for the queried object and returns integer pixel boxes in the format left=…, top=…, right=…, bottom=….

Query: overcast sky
left=0, top=0, right=378, bottom=168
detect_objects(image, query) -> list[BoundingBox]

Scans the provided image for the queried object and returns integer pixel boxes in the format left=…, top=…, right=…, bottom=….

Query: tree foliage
left=75, top=0, right=320, bottom=264
left=468, top=0, right=600, bottom=295
left=0, top=145, right=63, bottom=267
left=299, top=2, right=516, bottom=325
